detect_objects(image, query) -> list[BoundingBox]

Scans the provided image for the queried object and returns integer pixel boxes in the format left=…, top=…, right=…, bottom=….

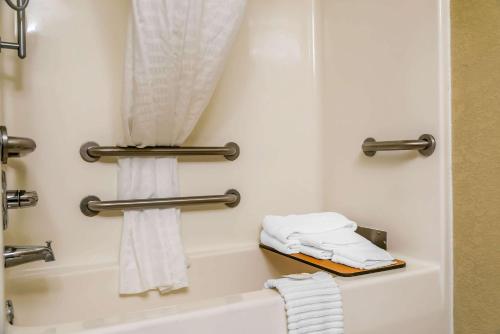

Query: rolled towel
left=265, top=272, right=343, bottom=334
left=263, top=212, right=357, bottom=244
left=260, top=230, right=300, bottom=255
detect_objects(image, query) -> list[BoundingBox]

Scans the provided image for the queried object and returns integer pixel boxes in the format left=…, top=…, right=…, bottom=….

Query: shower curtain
left=118, top=0, right=246, bottom=294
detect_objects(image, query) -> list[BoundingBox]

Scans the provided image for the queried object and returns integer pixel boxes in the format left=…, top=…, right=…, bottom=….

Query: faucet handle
left=45, top=241, right=52, bottom=249
left=6, top=190, right=38, bottom=209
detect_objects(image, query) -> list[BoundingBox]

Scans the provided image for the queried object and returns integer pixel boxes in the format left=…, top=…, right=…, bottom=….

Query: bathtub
left=4, top=245, right=448, bottom=334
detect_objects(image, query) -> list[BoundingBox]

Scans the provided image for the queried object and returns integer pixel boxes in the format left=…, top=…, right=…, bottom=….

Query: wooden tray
left=260, top=244, right=406, bottom=277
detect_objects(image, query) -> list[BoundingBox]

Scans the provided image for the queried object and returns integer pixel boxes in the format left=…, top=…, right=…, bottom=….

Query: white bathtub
left=4, top=246, right=448, bottom=334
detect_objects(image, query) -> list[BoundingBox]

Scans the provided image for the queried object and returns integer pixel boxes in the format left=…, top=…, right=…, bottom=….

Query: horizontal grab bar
left=80, top=142, right=240, bottom=162
left=362, top=134, right=436, bottom=157
left=80, top=189, right=241, bottom=217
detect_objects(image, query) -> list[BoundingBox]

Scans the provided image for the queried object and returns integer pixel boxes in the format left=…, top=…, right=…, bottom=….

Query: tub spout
left=4, top=241, right=55, bottom=268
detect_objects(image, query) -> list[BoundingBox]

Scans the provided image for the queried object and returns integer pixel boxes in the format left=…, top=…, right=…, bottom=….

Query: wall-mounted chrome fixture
left=81, top=189, right=241, bottom=217
left=80, top=141, right=240, bottom=162
left=0, top=126, right=36, bottom=164
left=362, top=134, right=436, bottom=157
left=5, top=190, right=37, bottom=209
left=0, top=126, right=38, bottom=229
left=0, top=0, right=30, bottom=58
left=4, top=241, right=55, bottom=268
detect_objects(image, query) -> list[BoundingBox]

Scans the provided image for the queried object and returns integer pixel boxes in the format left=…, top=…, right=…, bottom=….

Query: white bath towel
left=265, top=272, right=344, bottom=334
left=260, top=230, right=300, bottom=255
left=262, top=212, right=357, bottom=244
left=299, top=245, right=333, bottom=260
left=331, top=254, right=394, bottom=270
left=299, top=228, right=395, bottom=269
left=299, top=229, right=368, bottom=250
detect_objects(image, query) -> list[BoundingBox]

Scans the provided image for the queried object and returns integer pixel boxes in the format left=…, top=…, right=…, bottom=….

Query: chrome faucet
left=4, top=241, right=55, bottom=268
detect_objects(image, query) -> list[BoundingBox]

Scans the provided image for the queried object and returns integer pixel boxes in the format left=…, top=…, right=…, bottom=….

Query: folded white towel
left=299, top=228, right=395, bottom=269
left=331, top=241, right=394, bottom=262
left=279, top=281, right=339, bottom=294
left=263, top=213, right=357, bottom=244
left=260, top=230, right=300, bottom=254
left=265, top=272, right=343, bottom=334
left=289, top=317, right=344, bottom=330
left=299, top=245, right=333, bottom=259
left=284, top=288, right=340, bottom=302
left=289, top=323, right=344, bottom=334
left=288, top=310, right=343, bottom=323
left=299, top=229, right=368, bottom=250
left=331, top=255, right=394, bottom=270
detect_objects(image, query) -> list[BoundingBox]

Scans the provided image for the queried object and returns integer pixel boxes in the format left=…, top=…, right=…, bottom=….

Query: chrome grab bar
left=80, top=141, right=240, bottom=162
left=80, top=189, right=241, bottom=217
left=362, top=134, right=436, bottom=157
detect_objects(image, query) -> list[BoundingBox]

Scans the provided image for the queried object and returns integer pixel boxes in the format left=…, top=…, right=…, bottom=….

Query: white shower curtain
left=118, top=0, right=246, bottom=294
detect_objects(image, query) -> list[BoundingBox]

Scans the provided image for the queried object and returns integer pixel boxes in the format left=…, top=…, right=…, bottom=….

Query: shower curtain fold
left=118, top=0, right=246, bottom=294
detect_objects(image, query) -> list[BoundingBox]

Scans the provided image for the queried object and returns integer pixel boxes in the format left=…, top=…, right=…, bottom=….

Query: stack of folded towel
left=260, top=212, right=395, bottom=270
left=265, top=271, right=344, bottom=334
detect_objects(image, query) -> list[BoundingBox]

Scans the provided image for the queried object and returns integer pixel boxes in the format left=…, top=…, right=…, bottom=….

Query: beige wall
left=452, top=1, right=500, bottom=333
left=319, top=0, right=451, bottom=330
left=0, top=0, right=323, bottom=266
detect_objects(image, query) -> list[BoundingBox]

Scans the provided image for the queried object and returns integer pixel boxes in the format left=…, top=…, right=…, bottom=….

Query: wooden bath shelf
left=260, top=244, right=406, bottom=277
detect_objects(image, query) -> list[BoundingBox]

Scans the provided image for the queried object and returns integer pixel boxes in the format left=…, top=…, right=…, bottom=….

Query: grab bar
left=80, top=141, right=240, bottom=162
left=362, top=134, right=436, bottom=157
left=80, top=189, right=241, bottom=217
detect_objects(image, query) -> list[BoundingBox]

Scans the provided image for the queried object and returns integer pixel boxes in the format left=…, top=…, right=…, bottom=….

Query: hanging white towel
left=119, top=0, right=246, bottom=294
left=265, top=272, right=344, bottom=334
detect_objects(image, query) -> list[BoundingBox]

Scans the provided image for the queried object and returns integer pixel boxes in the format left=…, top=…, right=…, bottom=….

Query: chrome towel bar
left=80, top=189, right=241, bottom=217
left=362, top=134, right=436, bottom=157
left=80, top=142, right=240, bottom=162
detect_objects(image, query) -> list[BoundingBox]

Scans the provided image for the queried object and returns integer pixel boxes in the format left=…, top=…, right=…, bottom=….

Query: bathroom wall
left=451, top=1, right=500, bottom=333
left=0, top=0, right=454, bottom=331
left=0, top=0, right=323, bottom=267
left=318, top=0, right=452, bottom=330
